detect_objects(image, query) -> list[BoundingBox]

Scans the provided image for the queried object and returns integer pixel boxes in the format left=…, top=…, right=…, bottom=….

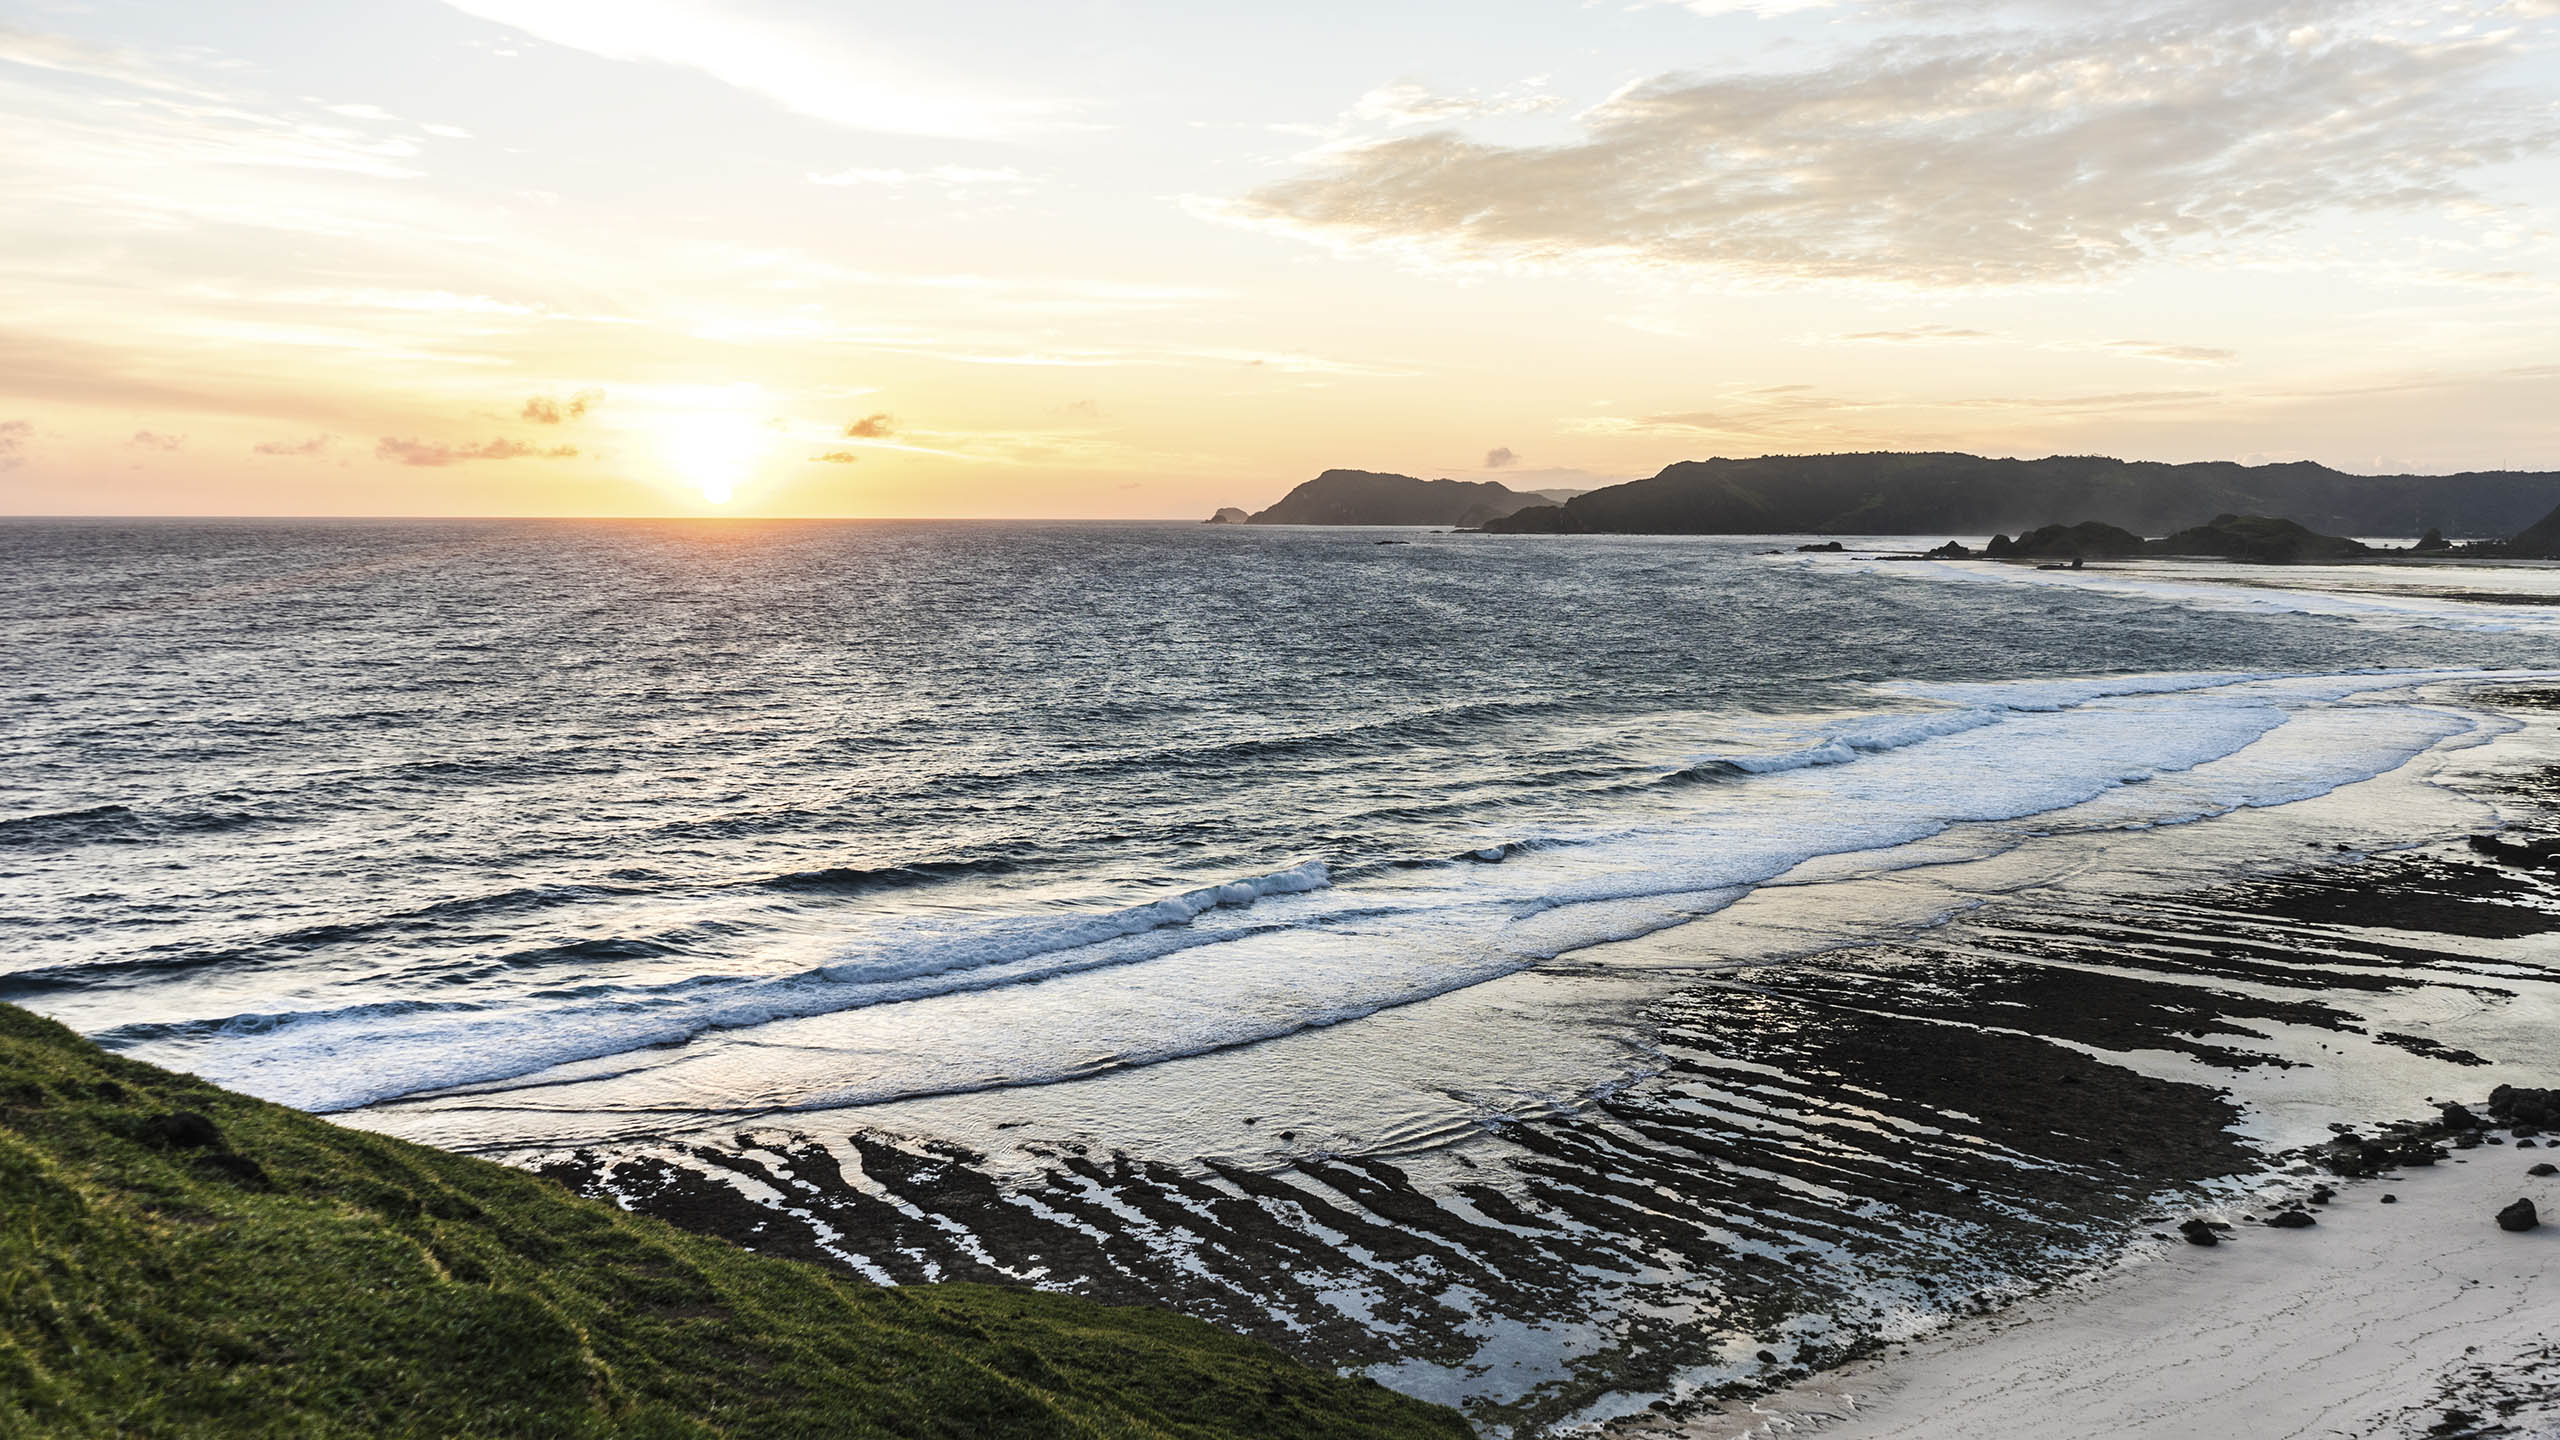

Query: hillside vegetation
left=0, top=1003, right=1468, bottom=1440
left=1474, top=452, right=2560, bottom=537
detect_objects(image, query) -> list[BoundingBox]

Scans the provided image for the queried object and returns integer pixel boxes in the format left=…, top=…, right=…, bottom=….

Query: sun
left=659, top=409, right=764, bottom=506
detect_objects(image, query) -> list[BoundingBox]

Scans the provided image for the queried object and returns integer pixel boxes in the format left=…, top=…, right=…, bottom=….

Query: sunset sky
left=3, top=0, right=2557, bottom=517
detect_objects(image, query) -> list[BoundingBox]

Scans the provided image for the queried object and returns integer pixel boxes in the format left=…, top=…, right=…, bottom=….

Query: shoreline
left=1648, top=1120, right=2559, bottom=1440
left=478, top=684, right=2560, bottom=1436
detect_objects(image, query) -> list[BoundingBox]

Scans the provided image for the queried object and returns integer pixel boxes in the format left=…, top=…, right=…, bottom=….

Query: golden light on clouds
left=0, top=0, right=2554, bottom=516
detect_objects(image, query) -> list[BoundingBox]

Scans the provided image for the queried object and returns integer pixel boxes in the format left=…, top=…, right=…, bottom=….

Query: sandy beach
left=1661, top=1135, right=2559, bottom=1439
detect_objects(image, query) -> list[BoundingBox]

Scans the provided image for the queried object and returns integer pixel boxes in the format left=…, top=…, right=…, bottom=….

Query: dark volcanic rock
left=2413, top=527, right=2451, bottom=552
left=2266, top=1209, right=2317, bottom=1229
left=2489, top=1085, right=2559, bottom=1127
left=2529, top=1163, right=2558, bottom=1177
left=1796, top=541, right=1844, bottom=553
left=2153, top=513, right=2368, bottom=564
left=2179, top=1218, right=2222, bottom=1246
left=1923, top=540, right=1972, bottom=559
left=2496, top=1199, right=2540, bottom=1232
left=1204, top=506, right=1250, bottom=524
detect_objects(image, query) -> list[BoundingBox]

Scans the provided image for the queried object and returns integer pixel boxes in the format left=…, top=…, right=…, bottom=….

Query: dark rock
left=1204, top=507, right=1250, bottom=525
left=2440, top=1101, right=2481, bottom=1130
left=2380, top=1194, right=2398, bottom=1204
left=2266, top=1210, right=2316, bottom=1229
left=2529, top=1163, right=2558, bottom=1177
left=2153, top=513, right=2369, bottom=564
left=1997, top=521, right=2146, bottom=561
left=147, top=1111, right=222, bottom=1149
left=1795, top=541, right=1844, bottom=553
left=2308, top=1185, right=2335, bottom=1206
left=1923, top=540, right=1973, bottom=559
left=1754, top=1350, right=1778, bottom=1364
left=2496, top=1198, right=2539, bottom=1232
left=2179, top=1218, right=2221, bottom=1246
left=2488, top=1085, right=2556, bottom=1127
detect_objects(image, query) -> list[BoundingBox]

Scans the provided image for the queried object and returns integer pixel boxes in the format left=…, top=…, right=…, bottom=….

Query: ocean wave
left=123, top=859, right=1338, bottom=1112
left=84, top=671, right=2541, bottom=1117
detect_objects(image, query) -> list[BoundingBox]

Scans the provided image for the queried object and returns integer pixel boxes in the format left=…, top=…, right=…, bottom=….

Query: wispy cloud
left=1837, top=326, right=1997, bottom=345
left=0, top=419, right=30, bottom=469
left=1484, top=445, right=1518, bottom=468
left=809, top=449, right=863, bottom=463
left=375, top=436, right=579, bottom=466
left=1227, top=1, right=2559, bottom=287
left=1349, top=81, right=1565, bottom=127
left=842, top=412, right=895, bottom=438
left=253, top=434, right=336, bottom=456
left=128, top=429, right=186, bottom=450
left=437, top=0, right=1069, bottom=139
left=806, top=165, right=1034, bottom=190
left=2089, top=339, right=2239, bottom=366
left=521, top=389, right=602, bottom=423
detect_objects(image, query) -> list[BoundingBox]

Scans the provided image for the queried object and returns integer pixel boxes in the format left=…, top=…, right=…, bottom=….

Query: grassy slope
left=0, top=1004, right=1469, bottom=1440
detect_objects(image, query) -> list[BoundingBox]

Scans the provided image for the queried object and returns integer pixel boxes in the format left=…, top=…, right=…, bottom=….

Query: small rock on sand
left=2494, top=1198, right=2539, bottom=1232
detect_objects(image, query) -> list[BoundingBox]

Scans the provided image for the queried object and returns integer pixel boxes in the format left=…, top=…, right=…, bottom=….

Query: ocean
left=2, top=519, right=2550, bottom=1122
left=8, top=519, right=2560, bottom=1427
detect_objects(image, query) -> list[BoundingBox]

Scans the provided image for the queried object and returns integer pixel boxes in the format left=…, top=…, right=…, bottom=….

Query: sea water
left=4, top=520, right=2555, bottom=1140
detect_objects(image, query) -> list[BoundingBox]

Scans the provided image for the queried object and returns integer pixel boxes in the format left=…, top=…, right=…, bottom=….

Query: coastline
left=1645, top=1141, right=2559, bottom=1440
left=417, top=681, right=2560, bottom=1436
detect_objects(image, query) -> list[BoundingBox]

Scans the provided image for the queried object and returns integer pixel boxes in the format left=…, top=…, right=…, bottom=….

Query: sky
left=2, top=0, right=2557, bottom=518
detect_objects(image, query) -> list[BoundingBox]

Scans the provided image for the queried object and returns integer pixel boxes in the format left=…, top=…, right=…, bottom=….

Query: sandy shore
left=1657, top=1142, right=2559, bottom=1440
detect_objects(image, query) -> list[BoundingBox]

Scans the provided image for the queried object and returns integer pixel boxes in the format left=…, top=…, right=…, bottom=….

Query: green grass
left=0, top=1003, right=1470, bottom=1439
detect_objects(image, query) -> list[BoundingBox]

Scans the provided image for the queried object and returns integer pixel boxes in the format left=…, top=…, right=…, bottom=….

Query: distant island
left=1229, top=453, right=2558, bottom=538
left=1219, top=469, right=1588, bottom=527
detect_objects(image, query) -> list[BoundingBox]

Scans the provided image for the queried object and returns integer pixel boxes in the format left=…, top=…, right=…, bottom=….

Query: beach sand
left=1656, top=1141, right=2559, bottom=1440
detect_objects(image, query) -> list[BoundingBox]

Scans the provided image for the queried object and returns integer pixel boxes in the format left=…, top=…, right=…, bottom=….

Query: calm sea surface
left=3, top=520, right=2553, bottom=1131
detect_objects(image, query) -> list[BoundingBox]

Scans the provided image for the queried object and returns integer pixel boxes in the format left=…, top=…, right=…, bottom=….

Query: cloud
left=1838, top=326, right=1997, bottom=344
left=1350, top=82, right=1566, bottom=127
left=807, top=165, right=1033, bottom=190
left=1227, top=2, right=2559, bottom=287
left=0, top=419, right=29, bottom=469
left=843, top=412, right=896, bottom=438
left=809, top=450, right=864, bottom=463
left=436, top=0, right=1064, bottom=139
left=375, top=436, right=579, bottom=466
left=1484, top=446, right=1518, bottom=468
left=128, top=429, right=186, bottom=451
left=521, top=388, right=602, bottom=423
left=253, top=434, right=337, bottom=456
left=2093, top=339, right=2238, bottom=365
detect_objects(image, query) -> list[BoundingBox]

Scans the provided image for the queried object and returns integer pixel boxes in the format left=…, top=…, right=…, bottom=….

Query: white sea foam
left=154, top=666, right=2538, bottom=1118
left=1810, top=552, right=2560, bottom=636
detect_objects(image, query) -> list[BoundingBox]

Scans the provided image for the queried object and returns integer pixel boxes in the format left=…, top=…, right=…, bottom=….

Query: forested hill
left=1476, top=453, right=2560, bottom=538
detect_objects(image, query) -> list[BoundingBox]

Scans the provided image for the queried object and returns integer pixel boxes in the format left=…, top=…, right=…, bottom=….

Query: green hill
left=1475, top=452, right=2560, bottom=537
left=0, top=1003, right=1467, bottom=1440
